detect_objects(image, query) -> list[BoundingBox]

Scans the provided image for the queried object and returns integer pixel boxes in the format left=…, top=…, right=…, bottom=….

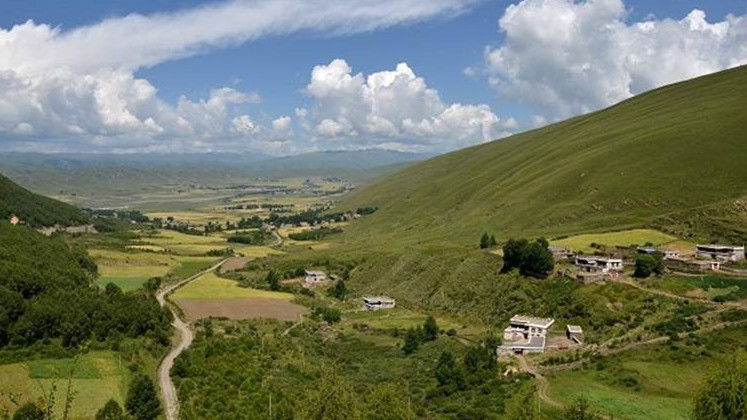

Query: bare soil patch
left=221, top=257, right=252, bottom=272
left=177, top=298, right=305, bottom=321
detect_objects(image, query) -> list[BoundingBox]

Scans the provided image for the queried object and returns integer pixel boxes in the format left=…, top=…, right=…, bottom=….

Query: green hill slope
left=339, top=65, right=747, bottom=246
left=0, top=172, right=88, bottom=227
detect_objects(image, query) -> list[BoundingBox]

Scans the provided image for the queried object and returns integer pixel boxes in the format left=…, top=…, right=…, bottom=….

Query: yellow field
left=0, top=352, right=127, bottom=420
left=231, top=245, right=283, bottom=258
left=125, top=244, right=167, bottom=252
left=172, top=272, right=294, bottom=300
left=552, top=229, right=688, bottom=253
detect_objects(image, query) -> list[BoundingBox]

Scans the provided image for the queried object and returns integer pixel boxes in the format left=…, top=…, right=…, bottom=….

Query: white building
left=499, top=315, right=555, bottom=355
left=696, top=244, right=745, bottom=262
left=304, top=270, right=327, bottom=287
left=362, top=296, right=396, bottom=310
left=637, top=246, right=680, bottom=259
left=575, top=256, right=623, bottom=273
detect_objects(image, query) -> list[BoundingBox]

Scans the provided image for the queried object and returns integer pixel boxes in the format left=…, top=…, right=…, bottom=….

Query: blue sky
left=0, top=0, right=745, bottom=154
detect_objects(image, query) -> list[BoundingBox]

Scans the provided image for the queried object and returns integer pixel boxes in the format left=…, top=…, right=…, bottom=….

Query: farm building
left=637, top=246, right=680, bottom=259
left=575, top=271, right=604, bottom=284
left=696, top=244, right=745, bottom=262
left=363, top=296, right=396, bottom=310
left=303, top=270, right=327, bottom=287
left=566, top=325, right=584, bottom=344
left=667, top=257, right=720, bottom=272
left=575, top=256, right=623, bottom=275
left=498, top=315, right=555, bottom=355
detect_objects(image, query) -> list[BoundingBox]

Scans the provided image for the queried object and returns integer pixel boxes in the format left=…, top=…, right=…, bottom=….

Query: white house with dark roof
left=696, top=244, right=745, bottom=262
left=362, top=296, right=396, bottom=310
left=303, top=270, right=327, bottom=287
left=499, top=315, right=555, bottom=355
left=575, top=256, right=623, bottom=273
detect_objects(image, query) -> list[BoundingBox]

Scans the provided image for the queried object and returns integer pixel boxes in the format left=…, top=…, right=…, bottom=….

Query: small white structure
left=696, top=244, right=745, bottom=262
left=566, top=325, right=584, bottom=344
left=575, top=256, right=623, bottom=273
left=499, top=315, right=555, bottom=355
left=667, top=257, right=720, bottom=272
left=637, top=246, right=680, bottom=260
left=9, top=215, right=20, bottom=226
left=363, top=296, right=396, bottom=310
left=304, top=270, right=327, bottom=287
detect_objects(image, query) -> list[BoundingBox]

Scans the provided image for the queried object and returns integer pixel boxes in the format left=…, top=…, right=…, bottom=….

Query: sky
left=0, top=0, right=745, bottom=155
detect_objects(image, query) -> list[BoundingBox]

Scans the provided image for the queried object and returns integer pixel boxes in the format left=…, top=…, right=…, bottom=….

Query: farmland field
left=91, top=249, right=177, bottom=291
left=552, top=229, right=684, bottom=253
left=172, top=272, right=294, bottom=300
left=0, top=352, right=128, bottom=420
left=178, top=298, right=305, bottom=321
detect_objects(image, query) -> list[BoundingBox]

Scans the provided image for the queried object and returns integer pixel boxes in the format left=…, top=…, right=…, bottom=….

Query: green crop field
left=645, top=275, right=747, bottom=301
left=551, top=229, right=682, bottom=253
left=172, top=272, right=294, bottom=300
left=91, top=249, right=177, bottom=291
left=0, top=352, right=128, bottom=420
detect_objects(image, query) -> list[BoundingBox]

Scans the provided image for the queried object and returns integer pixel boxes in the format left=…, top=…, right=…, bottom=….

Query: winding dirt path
left=156, top=259, right=227, bottom=420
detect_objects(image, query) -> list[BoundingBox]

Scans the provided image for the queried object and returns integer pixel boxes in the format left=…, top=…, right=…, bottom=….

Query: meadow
left=551, top=229, right=683, bottom=253
left=545, top=324, right=747, bottom=420
left=172, top=272, right=294, bottom=300
left=0, top=352, right=128, bottom=420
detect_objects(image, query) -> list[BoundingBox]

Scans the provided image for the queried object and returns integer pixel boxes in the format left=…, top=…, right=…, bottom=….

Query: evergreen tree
left=364, top=383, right=415, bottom=420
left=692, top=349, right=747, bottom=420
left=563, top=396, right=600, bottom=420
left=266, top=269, right=281, bottom=291
left=402, top=328, right=421, bottom=355
left=423, top=315, right=439, bottom=341
left=505, top=385, right=538, bottom=420
left=327, top=280, right=347, bottom=301
left=520, top=240, right=554, bottom=279
left=96, top=400, right=126, bottom=420
left=633, top=253, right=664, bottom=278
left=125, top=375, right=161, bottom=420
left=501, top=238, right=529, bottom=273
left=489, top=234, right=498, bottom=247
left=11, top=403, right=44, bottom=420
left=434, top=351, right=465, bottom=392
left=480, top=232, right=491, bottom=249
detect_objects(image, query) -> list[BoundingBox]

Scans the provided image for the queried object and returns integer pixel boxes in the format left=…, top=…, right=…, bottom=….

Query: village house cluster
left=497, top=315, right=583, bottom=355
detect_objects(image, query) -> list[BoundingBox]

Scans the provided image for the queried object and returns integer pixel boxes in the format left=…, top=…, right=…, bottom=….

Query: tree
left=402, top=328, right=421, bottom=355
left=480, top=232, right=491, bottom=249
left=434, top=351, right=465, bottom=392
left=266, top=269, right=281, bottom=291
left=563, top=396, right=600, bottom=420
left=364, top=383, right=415, bottom=420
left=501, top=238, right=529, bottom=273
left=519, top=240, right=554, bottom=279
left=505, top=385, right=538, bottom=420
left=125, top=375, right=161, bottom=420
left=296, top=368, right=362, bottom=420
left=96, top=400, right=126, bottom=420
left=11, top=403, right=44, bottom=420
left=692, top=349, right=747, bottom=420
left=422, top=316, right=439, bottom=341
left=327, top=280, right=347, bottom=301
left=633, top=253, right=663, bottom=278
left=489, top=235, right=498, bottom=247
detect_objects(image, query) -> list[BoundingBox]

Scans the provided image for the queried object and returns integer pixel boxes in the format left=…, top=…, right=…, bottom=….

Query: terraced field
left=551, top=229, right=686, bottom=253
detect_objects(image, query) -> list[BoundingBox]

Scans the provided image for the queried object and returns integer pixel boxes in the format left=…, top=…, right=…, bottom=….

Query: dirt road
left=156, top=259, right=227, bottom=420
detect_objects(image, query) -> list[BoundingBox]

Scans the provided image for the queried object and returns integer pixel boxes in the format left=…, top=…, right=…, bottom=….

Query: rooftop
left=566, top=325, right=583, bottom=333
left=697, top=244, right=744, bottom=251
left=509, top=315, right=555, bottom=329
left=363, top=296, right=395, bottom=303
left=305, top=270, right=326, bottom=275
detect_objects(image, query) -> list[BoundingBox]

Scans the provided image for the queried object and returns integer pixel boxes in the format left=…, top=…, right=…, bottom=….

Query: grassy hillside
left=339, top=66, right=747, bottom=246
left=0, top=172, right=88, bottom=227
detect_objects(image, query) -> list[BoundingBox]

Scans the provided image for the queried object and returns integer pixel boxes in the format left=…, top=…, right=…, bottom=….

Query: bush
left=125, top=375, right=161, bottom=420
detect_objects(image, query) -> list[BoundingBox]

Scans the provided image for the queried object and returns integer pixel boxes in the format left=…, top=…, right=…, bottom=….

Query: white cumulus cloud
left=299, top=59, right=513, bottom=151
left=482, top=0, right=747, bottom=119
left=0, top=0, right=480, bottom=153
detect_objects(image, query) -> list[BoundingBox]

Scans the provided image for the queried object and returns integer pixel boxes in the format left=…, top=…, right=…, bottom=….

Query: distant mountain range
left=0, top=149, right=432, bottom=201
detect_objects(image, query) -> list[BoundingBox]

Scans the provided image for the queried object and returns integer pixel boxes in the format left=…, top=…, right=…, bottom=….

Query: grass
left=551, top=229, right=681, bottom=253
left=647, top=275, right=747, bottom=301
left=343, top=308, right=462, bottom=331
left=0, top=352, right=128, bottom=420
left=90, top=248, right=177, bottom=291
left=172, top=272, right=294, bottom=300
left=337, top=66, right=747, bottom=247
left=169, top=256, right=218, bottom=279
